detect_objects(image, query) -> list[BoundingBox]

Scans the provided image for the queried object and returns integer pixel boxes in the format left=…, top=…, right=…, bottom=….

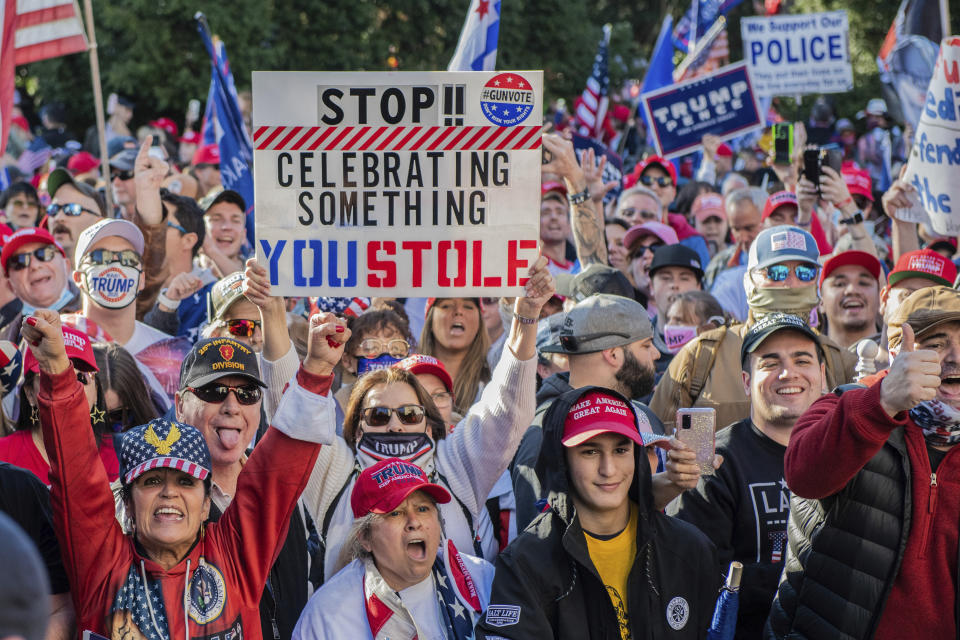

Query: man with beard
left=767, top=286, right=960, bottom=639
left=45, top=168, right=106, bottom=266
left=648, top=245, right=703, bottom=376
left=669, top=313, right=827, bottom=639
left=511, top=294, right=704, bottom=530
left=818, top=251, right=883, bottom=350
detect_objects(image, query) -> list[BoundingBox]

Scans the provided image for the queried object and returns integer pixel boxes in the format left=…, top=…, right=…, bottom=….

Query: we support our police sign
left=641, top=62, right=762, bottom=159
left=741, top=11, right=853, bottom=97
left=901, top=38, right=960, bottom=235
left=252, top=71, right=543, bottom=297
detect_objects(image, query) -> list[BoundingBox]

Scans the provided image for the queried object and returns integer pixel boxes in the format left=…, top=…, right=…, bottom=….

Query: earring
left=90, top=406, right=105, bottom=425
left=29, top=404, right=38, bottom=426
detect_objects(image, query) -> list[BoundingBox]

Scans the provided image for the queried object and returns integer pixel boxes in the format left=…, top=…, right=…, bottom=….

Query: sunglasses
left=226, top=318, right=262, bottom=338
left=105, top=407, right=128, bottom=426
left=76, top=371, right=94, bottom=385
left=357, top=338, right=409, bottom=358
left=640, top=175, right=673, bottom=188
left=629, top=242, right=663, bottom=261
left=763, top=264, right=819, bottom=283
left=47, top=202, right=100, bottom=217
left=111, top=169, right=135, bottom=181
left=187, top=383, right=262, bottom=405
left=361, top=404, right=425, bottom=427
left=166, top=221, right=187, bottom=234
left=83, top=248, right=142, bottom=269
left=8, top=246, right=59, bottom=271
left=559, top=330, right=631, bottom=352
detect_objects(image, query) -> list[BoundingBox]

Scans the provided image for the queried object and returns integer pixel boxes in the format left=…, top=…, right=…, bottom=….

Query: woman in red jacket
left=24, top=309, right=347, bottom=639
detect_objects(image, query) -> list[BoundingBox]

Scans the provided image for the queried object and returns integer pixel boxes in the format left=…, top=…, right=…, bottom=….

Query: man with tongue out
left=768, top=286, right=960, bottom=640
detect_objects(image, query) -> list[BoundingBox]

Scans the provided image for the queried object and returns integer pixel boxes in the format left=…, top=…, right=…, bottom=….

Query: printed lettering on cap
left=370, top=460, right=426, bottom=487
left=569, top=395, right=631, bottom=421
left=907, top=253, right=945, bottom=277
left=485, top=605, right=521, bottom=627
left=770, top=230, right=807, bottom=252
left=62, top=330, right=88, bottom=352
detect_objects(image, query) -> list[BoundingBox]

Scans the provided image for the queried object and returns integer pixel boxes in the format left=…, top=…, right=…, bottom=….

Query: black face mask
left=615, top=348, right=656, bottom=399
left=356, top=431, right=434, bottom=462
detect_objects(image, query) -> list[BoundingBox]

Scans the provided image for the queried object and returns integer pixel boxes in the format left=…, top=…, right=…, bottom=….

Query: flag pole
left=941, top=0, right=951, bottom=37
left=81, top=0, right=113, bottom=213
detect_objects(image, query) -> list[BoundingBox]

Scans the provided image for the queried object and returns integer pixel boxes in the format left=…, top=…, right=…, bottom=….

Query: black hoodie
left=477, top=386, right=719, bottom=640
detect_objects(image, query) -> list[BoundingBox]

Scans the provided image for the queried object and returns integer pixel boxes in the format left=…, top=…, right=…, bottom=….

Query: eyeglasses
left=430, top=391, right=453, bottom=409
left=83, top=248, right=142, bottom=269
left=618, top=207, right=660, bottom=222
left=762, top=264, right=819, bottom=283
left=7, top=246, right=59, bottom=271
left=357, top=338, right=409, bottom=358
left=111, top=169, right=135, bottom=181
left=226, top=318, right=262, bottom=338
left=361, top=404, right=425, bottom=427
left=47, top=203, right=100, bottom=217
left=7, top=199, right=37, bottom=209
left=558, top=331, right=631, bottom=352
left=640, top=175, right=673, bottom=188
left=166, top=221, right=187, bottom=234
left=187, top=383, right=263, bottom=406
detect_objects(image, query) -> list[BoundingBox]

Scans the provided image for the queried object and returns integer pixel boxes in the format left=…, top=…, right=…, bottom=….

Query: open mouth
left=940, top=376, right=960, bottom=397
left=30, top=274, right=52, bottom=287
left=449, top=322, right=465, bottom=335
left=215, top=427, right=242, bottom=448
left=154, top=506, right=184, bottom=522
left=406, top=539, right=427, bottom=560
left=840, top=298, right=865, bottom=310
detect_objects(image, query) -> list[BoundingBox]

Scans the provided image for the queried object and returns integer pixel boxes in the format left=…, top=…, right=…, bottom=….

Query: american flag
left=573, top=24, right=611, bottom=142
left=672, top=0, right=740, bottom=54
left=312, top=296, right=371, bottom=319
left=1, top=0, right=87, bottom=156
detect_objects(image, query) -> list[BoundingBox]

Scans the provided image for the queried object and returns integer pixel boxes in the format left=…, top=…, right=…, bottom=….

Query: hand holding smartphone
left=676, top=408, right=716, bottom=476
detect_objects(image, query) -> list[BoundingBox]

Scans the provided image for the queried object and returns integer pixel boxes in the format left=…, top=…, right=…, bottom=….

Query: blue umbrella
left=707, top=561, right=742, bottom=640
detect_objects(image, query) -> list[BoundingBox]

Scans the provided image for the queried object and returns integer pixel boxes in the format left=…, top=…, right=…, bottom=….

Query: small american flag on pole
left=573, top=24, right=612, bottom=142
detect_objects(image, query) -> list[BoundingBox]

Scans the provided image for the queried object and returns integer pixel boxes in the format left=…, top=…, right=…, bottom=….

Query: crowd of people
left=0, top=72, right=957, bottom=640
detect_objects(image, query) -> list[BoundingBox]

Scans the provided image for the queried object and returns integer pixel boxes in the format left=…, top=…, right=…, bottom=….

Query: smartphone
left=772, top=123, right=794, bottom=165
left=676, top=408, right=716, bottom=476
left=802, top=148, right=821, bottom=187
left=823, top=147, right=842, bottom=174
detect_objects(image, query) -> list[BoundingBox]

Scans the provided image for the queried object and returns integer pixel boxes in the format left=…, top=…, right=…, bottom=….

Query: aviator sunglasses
left=361, top=404, right=426, bottom=427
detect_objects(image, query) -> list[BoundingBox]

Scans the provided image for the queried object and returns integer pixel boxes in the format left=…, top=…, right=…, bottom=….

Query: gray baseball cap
left=541, top=293, right=653, bottom=354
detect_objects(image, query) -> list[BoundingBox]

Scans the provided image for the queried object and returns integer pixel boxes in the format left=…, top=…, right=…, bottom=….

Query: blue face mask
left=357, top=353, right=402, bottom=376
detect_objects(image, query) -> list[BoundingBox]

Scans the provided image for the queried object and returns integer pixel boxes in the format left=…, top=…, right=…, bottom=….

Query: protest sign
left=900, top=37, right=960, bottom=235
left=641, top=62, right=762, bottom=159
left=252, top=71, right=543, bottom=297
left=741, top=11, right=853, bottom=97
left=572, top=133, right=623, bottom=204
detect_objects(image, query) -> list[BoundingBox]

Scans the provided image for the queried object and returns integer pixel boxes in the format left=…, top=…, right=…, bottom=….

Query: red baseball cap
left=692, top=192, right=726, bottom=223
left=888, top=249, right=957, bottom=287
left=23, top=324, right=98, bottom=374
left=191, top=143, right=220, bottom=166
left=626, top=155, right=678, bottom=189
left=819, top=250, right=883, bottom=286
left=1, top=227, right=65, bottom=273
left=716, top=143, right=733, bottom=158
left=393, top=354, right=453, bottom=394
left=149, top=117, right=179, bottom=139
left=761, top=191, right=799, bottom=221
left=180, top=130, right=201, bottom=145
left=67, top=151, right=99, bottom=175
left=562, top=391, right=644, bottom=447
left=541, top=181, right=567, bottom=199
left=842, top=167, right=873, bottom=201
left=351, top=458, right=451, bottom=518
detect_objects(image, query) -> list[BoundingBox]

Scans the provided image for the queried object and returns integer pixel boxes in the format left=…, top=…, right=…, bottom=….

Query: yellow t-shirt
left=584, top=503, right=638, bottom=640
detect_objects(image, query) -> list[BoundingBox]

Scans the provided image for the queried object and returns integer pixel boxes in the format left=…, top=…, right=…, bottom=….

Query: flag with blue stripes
left=448, top=0, right=501, bottom=71
left=196, top=15, right=256, bottom=248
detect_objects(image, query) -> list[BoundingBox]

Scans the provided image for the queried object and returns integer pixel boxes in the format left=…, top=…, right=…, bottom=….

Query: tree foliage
left=17, top=0, right=934, bottom=134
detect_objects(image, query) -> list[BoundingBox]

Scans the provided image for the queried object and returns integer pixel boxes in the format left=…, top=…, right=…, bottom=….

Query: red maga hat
left=819, top=250, right=883, bottom=286
left=24, top=324, right=98, bottom=374
left=351, top=458, right=451, bottom=518
left=562, top=390, right=643, bottom=447
left=393, top=354, right=453, bottom=394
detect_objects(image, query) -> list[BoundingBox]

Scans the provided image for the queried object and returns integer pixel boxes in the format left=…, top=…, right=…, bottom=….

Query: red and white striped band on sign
left=253, top=125, right=542, bottom=152
left=124, top=456, right=211, bottom=485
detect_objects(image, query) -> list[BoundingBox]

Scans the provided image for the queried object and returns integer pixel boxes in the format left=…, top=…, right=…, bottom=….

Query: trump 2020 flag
left=448, top=0, right=501, bottom=71
left=196, top=13, right=255, bottom=247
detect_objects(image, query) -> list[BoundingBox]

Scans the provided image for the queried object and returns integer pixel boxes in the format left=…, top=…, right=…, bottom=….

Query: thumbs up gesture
left=880, top=323, right=942, bottom=417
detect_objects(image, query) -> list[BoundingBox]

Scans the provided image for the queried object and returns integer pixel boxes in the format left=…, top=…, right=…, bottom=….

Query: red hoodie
left=786, top=381, right=960, bottom=639
left=40, top=365, right=333, bottom=640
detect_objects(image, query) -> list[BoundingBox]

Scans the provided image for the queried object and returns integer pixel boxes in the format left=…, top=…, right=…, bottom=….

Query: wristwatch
left=567, top=187, right=590, bottom=205
left=157, top=288, right=181, bottom=310
left=838, top=211, right=864, bottom=226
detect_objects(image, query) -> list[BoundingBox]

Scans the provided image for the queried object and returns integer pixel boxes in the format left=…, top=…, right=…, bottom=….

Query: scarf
left=910, top=399, right=960, bottom=448
left=363, top=540, right=481, bottom=640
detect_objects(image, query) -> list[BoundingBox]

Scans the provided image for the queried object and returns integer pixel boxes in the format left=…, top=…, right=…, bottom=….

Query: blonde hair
left=420, top=299, right=490, bottom=414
